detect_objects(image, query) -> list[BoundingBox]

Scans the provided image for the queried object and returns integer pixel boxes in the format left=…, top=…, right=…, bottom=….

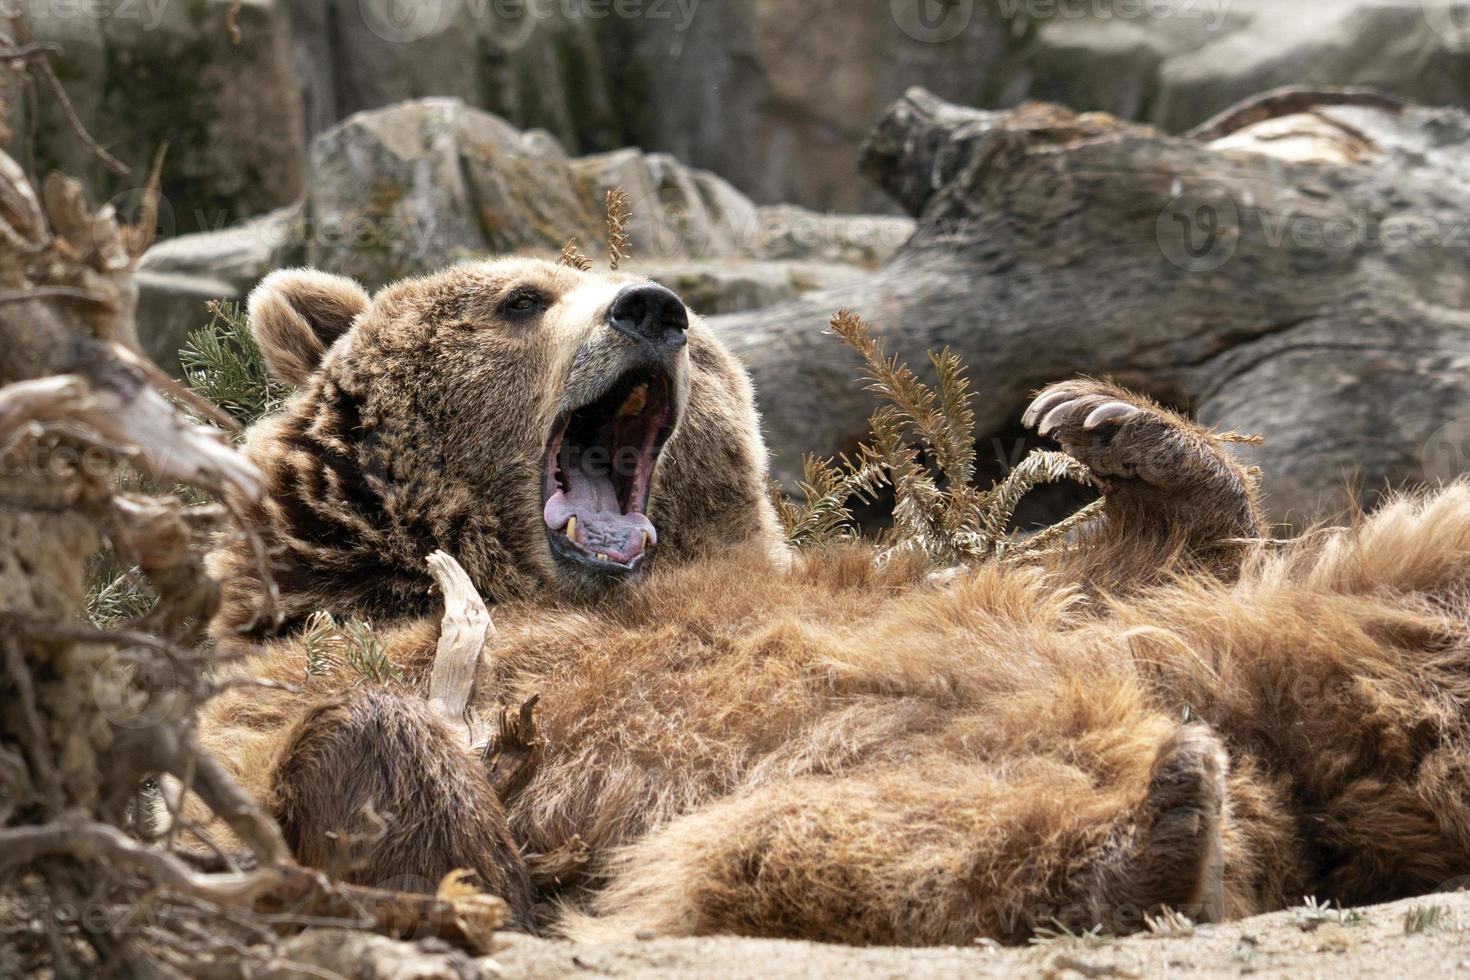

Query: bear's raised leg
left=563, top=722, right=1234, bottom=946
left=269, top=686, right=535, bottom=927
left=1023, top=379, right=1264, bottom=579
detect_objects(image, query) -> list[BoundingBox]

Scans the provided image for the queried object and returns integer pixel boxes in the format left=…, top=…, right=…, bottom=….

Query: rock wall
left=13, top=0, right=1470, bottom=222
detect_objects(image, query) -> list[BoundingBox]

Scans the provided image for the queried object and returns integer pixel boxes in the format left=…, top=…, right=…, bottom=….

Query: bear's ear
left=247, top=269, right=370, bottom=385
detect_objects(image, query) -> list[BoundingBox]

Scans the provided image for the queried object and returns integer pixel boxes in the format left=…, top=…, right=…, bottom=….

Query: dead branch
left=2, top=0, right=129, bottom=175
left=425, top=550, right=492, bottom=747
left=0, top=822, right=281, bottom=906
left=253, top=863, right=506, bottom=954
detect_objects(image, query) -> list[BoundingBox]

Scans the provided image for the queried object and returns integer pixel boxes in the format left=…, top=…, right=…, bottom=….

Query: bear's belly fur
left=199, top=485, right=1470, bottom=944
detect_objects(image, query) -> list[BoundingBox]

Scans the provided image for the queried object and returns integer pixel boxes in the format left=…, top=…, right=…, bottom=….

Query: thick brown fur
left=210, top=259, right=781, bottom=640
left=196, top=258, right=1470, bottom=945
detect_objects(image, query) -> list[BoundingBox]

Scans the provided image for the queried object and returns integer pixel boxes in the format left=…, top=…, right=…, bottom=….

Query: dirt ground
left=484, top=890, right=1470, bottom=979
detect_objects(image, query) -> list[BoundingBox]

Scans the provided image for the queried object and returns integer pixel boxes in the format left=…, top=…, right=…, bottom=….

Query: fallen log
left=715, top=87, right=1470, bottom=527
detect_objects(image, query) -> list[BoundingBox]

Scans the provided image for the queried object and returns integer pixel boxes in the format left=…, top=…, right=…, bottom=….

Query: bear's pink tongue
left=544, top=478, right=656, bottom=564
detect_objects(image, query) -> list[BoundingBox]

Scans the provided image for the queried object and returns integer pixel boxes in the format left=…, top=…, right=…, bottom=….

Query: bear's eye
left=501, top=286, right=549, bottom=318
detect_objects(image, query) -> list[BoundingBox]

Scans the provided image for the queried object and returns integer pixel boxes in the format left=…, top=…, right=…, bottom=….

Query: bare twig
left=527, top=834, right=590, bottom=888
left=3, top=0, right=130, bottom=175
left=226, top=0, right=244, bottom=44
left=0, top=822, right=281, bottom=906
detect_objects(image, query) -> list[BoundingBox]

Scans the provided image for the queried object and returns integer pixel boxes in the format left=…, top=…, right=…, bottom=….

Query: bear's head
left=210, top=257, right=783, bottom=637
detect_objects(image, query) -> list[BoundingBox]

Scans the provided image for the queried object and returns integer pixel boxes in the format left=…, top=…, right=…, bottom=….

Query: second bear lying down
left=197, top=258, right=1470, bottom=943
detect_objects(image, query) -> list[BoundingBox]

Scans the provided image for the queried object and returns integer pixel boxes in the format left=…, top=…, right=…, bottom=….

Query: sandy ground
left=485, top=891, right=1470, bottom=979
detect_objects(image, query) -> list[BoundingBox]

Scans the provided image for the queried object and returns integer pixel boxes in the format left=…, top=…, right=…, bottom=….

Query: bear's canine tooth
left=565, top=515, right=578, bottom=542
left=617, top=383, right=649, bottom=418
left=641, top=530, right=651, bottom=550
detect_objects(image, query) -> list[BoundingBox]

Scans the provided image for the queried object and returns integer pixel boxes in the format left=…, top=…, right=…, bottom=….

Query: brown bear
left=197, top=257, right=1470, bottom=944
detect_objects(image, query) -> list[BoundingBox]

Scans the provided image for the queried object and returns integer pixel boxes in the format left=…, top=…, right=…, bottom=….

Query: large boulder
left=135, top=99, right=911, bottom=369
left=136, top=205, right=303, bottom=375
left=710, top=87, right=1470, bottom=527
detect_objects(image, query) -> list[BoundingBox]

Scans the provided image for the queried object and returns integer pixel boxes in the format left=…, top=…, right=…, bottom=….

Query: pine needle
left=86, top=557, right=157, bottom=628
left=180, top=300, right=290, bottom=428
left=301, top=611, right=402, bottom=685
left=779, top=309, right=1099, bottom=568
left=606, top=188, right=631, bottom=271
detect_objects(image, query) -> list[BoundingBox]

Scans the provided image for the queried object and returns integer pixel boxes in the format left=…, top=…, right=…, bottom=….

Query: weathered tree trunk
left=716, top=87, right=1470, bottom=527
left=0, top=147, right=509, bottom=975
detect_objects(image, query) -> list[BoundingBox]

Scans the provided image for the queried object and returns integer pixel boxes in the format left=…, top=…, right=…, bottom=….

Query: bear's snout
left=606, top=283, right=689, bottom=352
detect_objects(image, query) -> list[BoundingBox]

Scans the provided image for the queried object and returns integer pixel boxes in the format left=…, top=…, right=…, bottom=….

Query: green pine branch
left=776, top=309, right=1099, bottom=567
left=179, top=300, right=290, bottom=429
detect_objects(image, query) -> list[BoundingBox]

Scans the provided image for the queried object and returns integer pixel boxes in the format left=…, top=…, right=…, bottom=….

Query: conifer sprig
left=301, top=611, right=403, bottom=684
left=179, top=300, right=290, bottom=428
left=777, top=309, right=1098, bottom=566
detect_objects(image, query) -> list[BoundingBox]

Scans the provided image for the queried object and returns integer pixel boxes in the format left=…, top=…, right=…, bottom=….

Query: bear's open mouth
left=543, top=365, right=675, bottom=575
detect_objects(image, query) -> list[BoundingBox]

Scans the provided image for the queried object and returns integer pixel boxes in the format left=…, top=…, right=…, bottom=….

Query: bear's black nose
left=606, top=284, right=689, bottom=350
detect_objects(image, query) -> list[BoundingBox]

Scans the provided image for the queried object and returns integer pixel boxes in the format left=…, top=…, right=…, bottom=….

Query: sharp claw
left=1038, top=400, right=1076, bottom=437
left=1023, top=389, right=1077, bottom=429
left=1082, top=401, right=1139, bottom=430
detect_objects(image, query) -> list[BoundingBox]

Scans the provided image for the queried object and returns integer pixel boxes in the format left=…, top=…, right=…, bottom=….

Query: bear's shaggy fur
left=209, top=258, right=783, bottom=638
left=197, top=258, right=1470, bottom=944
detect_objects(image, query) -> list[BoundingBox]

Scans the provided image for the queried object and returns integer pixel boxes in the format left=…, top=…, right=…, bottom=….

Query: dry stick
left=253, top=863, right=508, bottom=954
left=113, top=339, right=242, bottom=433
left=0, top=822, right=282, bottom=906
left=0, top=41, right=61, bottom=60
left=2, top=643, right=62, bottom=801
left=218, top=492, right=283, bottom=633
left=424, top=550, right=492, bottom=747
left=3, top=0, right=129, bottom=175
left=125, top=143, right=169, bottom=260
left=0, top=285, right=107, bottom=305
left=226, top=0, right=244, bottom=44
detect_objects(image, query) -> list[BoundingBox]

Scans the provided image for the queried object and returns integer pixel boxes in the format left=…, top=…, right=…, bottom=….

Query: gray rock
left=133, top=100, right=909, bottom=370
left=305, top=99, right=495, bottom=286
left=135, top=270, right=238, bottom=379
left=710, top=87, right=1470, bottom=526
left=135, top=204, right=304, bottom=375
left=628, top=259, right=866, bottom=317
